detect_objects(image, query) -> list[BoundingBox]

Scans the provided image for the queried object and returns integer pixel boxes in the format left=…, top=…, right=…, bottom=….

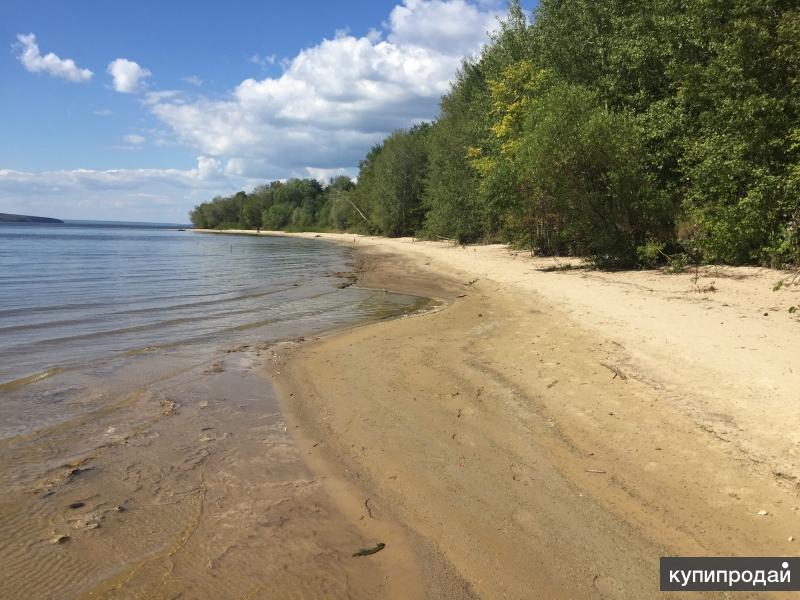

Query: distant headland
left=0, top=213, right=64, bottom=224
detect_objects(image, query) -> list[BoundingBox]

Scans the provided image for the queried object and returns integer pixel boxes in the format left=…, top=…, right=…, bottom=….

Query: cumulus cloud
left=107, top=58, right=151, bottom=93
left=14, top=33, right=93, bottom=83
left=5, top=1, right=501, bottom=221
left=149, top=0, right=500, bottom=177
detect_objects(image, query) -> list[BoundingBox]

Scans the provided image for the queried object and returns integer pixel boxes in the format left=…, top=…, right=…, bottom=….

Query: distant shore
left=199, top=228, right=800, bottom=597
left=0, top=213, right=63, bottom=223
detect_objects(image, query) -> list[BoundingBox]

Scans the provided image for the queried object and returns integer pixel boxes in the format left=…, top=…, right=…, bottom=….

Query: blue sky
left=1, top=0, right=519, bottom=222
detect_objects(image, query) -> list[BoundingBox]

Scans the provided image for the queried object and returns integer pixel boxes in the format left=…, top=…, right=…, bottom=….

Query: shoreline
left=0, top=232, right=455, bottom=600
left=215, top=229, right=800, bottom=597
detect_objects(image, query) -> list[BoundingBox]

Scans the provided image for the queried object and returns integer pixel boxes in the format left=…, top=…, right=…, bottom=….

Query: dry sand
left=208, top=230, right=800, bottom=599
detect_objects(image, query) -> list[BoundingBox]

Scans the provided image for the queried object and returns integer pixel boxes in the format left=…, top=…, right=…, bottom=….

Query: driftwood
left=600, top=362, right=628, bottom=381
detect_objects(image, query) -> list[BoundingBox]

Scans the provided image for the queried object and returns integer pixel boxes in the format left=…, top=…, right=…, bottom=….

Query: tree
left=354, top=124, right=430, bottom=236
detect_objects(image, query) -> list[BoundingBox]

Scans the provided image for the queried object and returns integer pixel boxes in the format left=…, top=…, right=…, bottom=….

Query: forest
left=190, top=0, right=800, bottom=268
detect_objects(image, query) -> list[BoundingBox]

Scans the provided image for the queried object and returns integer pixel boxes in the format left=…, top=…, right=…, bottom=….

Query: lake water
left=0, top=223, right=424, bottom=436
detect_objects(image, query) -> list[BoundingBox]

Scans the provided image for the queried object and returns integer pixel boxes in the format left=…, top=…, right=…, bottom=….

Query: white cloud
left=182, top=74, right=204, bottom=86
left=305, top=166, right=358, bottom=182
left=248, top=53, right=277, bottom=67
left=4, top=1, right=501, bottom=222
left=14, top=33, right=93, bottom=83
left=123, top=134, right=146, bottom=145
left=148, top=0, right=500, bottom=178
left=387, top=0, right=497, bottom=54
left=107, top=58, right=151, bottom=93
left=143, top=90, right=182, bottom=105
left=0, top=158, right=246, bottom=223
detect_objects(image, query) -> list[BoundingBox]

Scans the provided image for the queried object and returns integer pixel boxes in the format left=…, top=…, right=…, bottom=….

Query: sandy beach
left=5, top=227, right=798, bottom=598
left=207, top=230, right=800, bottom=598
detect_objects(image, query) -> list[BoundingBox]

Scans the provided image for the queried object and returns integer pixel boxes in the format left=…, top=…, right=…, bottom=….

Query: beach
left=230, top=231, right=800, bottom=598
left=4, top=227, right=799, bottom=598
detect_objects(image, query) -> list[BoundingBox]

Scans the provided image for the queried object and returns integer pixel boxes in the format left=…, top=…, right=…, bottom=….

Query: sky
left=0, top=0, right=515, bottom=223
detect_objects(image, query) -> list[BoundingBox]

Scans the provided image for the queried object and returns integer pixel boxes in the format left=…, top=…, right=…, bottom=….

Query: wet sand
left=0, top=338, right=468, bottom=599
left=251, top=231, right=800, bottom=599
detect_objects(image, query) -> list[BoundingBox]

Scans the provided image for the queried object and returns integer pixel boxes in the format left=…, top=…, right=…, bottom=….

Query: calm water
left=0, top=223, right=421, bottom=388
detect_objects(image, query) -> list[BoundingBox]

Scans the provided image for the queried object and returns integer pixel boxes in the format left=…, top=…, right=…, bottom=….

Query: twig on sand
left=365, top=498, right=374, bottom=518
left=585, top=469, right=607, bottom=474
left=600, top=362, right=628, bottom=381
left=353, top=542, right=385, bottom=557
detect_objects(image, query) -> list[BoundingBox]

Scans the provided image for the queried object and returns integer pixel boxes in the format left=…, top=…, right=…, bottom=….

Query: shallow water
left=0, top=224, right=419, bottom=386
left=0, top=224, right=425, bottom=438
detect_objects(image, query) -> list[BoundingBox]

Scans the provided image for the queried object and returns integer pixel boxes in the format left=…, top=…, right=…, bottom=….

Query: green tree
left=354, top=124, right=430, bottom=236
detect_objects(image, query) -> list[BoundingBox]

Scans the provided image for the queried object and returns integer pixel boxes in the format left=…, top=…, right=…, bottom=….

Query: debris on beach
left=67, top=501, right=85, bottom=510
left=600, top=362, right=628, bottom=381
left=65, top=467, right=91, bottom=482
left=161, top=399, right=178, bottom=416
left=352, top=542, right=385, bottom=557
left=757, top=510, right=769, bottom=516
left=332, top=270, right=359, bottom=288
left=51, top=534, right=70, bottom=544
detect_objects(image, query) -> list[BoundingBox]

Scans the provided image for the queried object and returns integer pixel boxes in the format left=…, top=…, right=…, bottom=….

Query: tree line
left=191, top=0, right=800, bottom=268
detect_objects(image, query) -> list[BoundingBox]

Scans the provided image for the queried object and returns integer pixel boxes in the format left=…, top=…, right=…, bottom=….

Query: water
left=0, top=223, right=425, bottom=436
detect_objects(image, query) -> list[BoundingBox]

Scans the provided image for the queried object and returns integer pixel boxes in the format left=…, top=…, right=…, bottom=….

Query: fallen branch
left=600, top=362, right=628, bottom=381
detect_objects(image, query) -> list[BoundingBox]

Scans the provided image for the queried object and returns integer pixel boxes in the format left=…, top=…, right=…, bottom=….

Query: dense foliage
left=191, top=0, right=800, bottom=268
